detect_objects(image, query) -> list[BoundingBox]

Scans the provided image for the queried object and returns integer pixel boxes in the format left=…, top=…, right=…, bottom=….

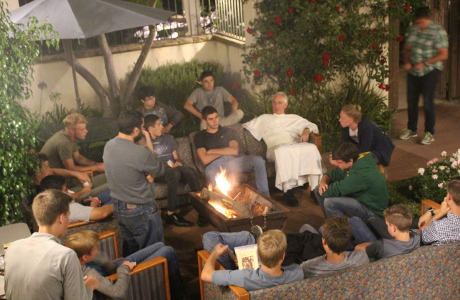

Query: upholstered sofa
left=197, top=241, right=460, bottom=300
left=154, top=123, right=321, bottom=208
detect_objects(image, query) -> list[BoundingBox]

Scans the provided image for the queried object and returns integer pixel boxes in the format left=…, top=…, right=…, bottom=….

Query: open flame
left=214, top=168, right=232, bottom=196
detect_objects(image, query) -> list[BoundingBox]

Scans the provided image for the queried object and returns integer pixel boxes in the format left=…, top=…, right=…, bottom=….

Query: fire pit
left=190, top=184, right=289, bottom=232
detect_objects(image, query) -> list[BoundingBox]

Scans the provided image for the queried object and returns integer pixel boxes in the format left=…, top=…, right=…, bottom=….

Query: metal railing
left=20, top=0, right=245, bottom=54
left=213, top=0, right=245, bottom=41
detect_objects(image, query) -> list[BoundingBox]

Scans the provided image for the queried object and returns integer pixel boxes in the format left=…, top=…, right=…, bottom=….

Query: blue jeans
left=348, top=217, right=378, bottom=250
left=202, top=231, right=255, bottom=270
left=155, top=166, right=201, bottom=211
left=95, top=189, right=113, bottom=206
left=407, top=69, right=441, bottom=134
left=206, top=155, right=270, bottom=197
left=115, top=242, right=185, bottom=300
left=315, top=186, right=376, bottom=221
left=113, top=198, right=164, bottom=256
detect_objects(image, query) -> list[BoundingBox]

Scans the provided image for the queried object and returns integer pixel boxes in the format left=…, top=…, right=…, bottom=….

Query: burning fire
left=214, top=168, right=232, bottom=196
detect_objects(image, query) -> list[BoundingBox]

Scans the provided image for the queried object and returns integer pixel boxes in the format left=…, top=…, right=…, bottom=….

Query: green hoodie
left=322, top=152, right=389, bottom=217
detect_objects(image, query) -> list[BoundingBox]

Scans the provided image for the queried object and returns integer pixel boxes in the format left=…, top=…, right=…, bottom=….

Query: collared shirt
left=405, top=21, right=448, bottom=77
left=421, top=212, right=460, bottom=246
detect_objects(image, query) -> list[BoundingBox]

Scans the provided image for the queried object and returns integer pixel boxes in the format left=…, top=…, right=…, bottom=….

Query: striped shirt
left=405, top=21, right=448, bottom=77
left=421, top=212, right=460, bottom=246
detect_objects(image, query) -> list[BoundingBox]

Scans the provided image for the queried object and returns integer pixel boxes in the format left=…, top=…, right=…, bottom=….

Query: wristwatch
left=428, top=208, right=435, bottom=216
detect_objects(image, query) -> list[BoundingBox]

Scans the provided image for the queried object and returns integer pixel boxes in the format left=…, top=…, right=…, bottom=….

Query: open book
left=233, top=244, right=259, bottom=270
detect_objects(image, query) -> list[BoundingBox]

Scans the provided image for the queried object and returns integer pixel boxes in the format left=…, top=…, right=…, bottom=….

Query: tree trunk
left=122, top=25, right=157, bottom=107
left=97, top=34, right=121, bottom=116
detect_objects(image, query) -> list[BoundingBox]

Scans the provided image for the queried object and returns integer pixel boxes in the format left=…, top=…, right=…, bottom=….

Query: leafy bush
left=129, top=60, right=264, bottom=136
left=387, top=178, right=420, bottom=218
left=0, top=2, right=58, bottom=226
left=412, top=151, right=460, bottom=204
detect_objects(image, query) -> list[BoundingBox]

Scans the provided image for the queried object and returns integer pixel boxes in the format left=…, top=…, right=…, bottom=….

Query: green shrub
left=0, top=2, right=58, bottom=226
left=259, top=76, right=393, bottom=153
left=412, top=151, right=460, bottom=204
left=129, top=60, right=264, bottom=136
left=387, top=178, right=420, bottom=218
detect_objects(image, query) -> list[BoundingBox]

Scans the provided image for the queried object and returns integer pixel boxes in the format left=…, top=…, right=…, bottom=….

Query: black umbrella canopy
left=10, top=0, right=175, bottom=39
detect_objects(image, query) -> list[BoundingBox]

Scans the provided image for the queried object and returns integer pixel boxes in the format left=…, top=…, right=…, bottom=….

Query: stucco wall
left=27, top=35, right=245, bottom=114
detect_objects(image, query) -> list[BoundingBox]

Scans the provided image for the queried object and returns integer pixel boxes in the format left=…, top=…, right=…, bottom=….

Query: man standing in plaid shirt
left=418, top=176, right=460, bottom=245
left=399, top=6, right=448, bottom=145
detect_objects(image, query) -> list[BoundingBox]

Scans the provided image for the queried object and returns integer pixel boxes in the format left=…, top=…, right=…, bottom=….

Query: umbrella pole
left=63, top=40, right=82, bottom=112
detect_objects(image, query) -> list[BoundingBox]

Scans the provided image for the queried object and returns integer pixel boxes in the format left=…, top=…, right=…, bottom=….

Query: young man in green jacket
left=315, top=142, right=389, bottom=221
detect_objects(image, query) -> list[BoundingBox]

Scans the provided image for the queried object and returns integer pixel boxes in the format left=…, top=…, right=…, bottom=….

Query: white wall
left=3, top=0, right=19, bottom=10
left=27, top=37, right=245, bottom=114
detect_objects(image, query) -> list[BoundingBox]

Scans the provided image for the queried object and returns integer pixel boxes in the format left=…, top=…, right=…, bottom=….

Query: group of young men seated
left=201, top=177, right=460, bottom=291
left=5, top=71, right=460, bottom=299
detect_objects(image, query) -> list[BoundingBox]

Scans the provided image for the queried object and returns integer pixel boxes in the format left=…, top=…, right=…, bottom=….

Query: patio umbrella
left=10, top=0, right=174, bottom=39
left=10, top=0, right=174, bottom=106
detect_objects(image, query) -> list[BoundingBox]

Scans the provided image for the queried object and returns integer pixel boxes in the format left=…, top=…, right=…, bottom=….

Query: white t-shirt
left=69, top=202, right=93, bottom=222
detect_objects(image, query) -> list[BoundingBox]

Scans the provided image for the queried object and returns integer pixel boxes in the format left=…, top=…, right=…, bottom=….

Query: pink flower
left=439, top=166, right=446, bottom=170
left=432, top=175, right=438, bottom=179
left=274, top=17, right=282, bottom=24
left=408, top=184, right=413, bottom=191
left=433, top=158, right=438, bottom=162
left=438, top=183, right=444, bottom=188
left=441, top=151, right=447, bottom=156
left=418, top=168, right=425, bottom=175
left=322, top=53, right=330, bottom=60
left=432, top=169, right=438, bottom=173
left=452, top=161, right=458, bottom=168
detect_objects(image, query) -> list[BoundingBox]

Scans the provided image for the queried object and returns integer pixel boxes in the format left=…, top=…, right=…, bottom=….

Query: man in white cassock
left=243, top=92, right=325, bottom=206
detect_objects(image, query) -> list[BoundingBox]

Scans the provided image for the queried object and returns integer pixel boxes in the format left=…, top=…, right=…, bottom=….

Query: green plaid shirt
left=406, top=21, right=448, bottom=77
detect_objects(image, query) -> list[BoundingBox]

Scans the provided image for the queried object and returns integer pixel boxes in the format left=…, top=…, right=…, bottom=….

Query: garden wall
left=26, top=35, right=245, bottom=114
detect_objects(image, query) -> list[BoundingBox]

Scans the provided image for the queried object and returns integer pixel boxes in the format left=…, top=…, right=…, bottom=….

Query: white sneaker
left=399, top=129, right=417, bottom=140
left=420, top=132, right=434, bottom=145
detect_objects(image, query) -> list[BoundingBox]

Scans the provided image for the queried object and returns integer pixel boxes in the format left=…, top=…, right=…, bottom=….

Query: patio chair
left=94, top=230, right=171, bottom=300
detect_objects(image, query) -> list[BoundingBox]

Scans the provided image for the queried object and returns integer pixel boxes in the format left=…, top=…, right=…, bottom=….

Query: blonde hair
left=32, top=190, right=71, bottom=227
left=63, top=113, right=88, bottom=130
left=341, top=104, right=362, bottom=123
left=257, top=230, right=286, bottom=268
left=66, top=230, right=99, bottom=259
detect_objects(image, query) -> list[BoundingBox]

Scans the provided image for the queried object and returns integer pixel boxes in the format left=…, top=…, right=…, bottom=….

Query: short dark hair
left=199, top=71, right=214, bottom=81
left=36, top=152, right=48, bottom=163
left=447, top=176, right=460, bottom=206
left=201, top=106, right=218, bottom=120
left=322, top=216, right=352, bottom=254
left=332, top=142, right=359, bottom=163
left=384, top=204, right=413, bottom=232
left=118, top=110, right=143, bottom=135
left=137, top=86, right=156, bottom=101
left=32, top=190, right=71, bottom=227
left=414, top=6, right=431, bottom=20
left=40, top=175, right=66, bottom=191
left=144, top=114, right=160, bottom=130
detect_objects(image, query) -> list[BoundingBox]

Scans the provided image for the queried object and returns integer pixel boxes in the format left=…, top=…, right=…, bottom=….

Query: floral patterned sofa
left=197, top=241, right=460, bottom=300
